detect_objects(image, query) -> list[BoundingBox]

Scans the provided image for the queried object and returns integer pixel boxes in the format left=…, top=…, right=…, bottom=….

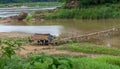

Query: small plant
left=0, top=54, right=120, bottom=69
left=0, top=39, right=22, bottom=58
left=25, top=14, right=33, bottom=20
left=28, top=55, right=73, bottom=69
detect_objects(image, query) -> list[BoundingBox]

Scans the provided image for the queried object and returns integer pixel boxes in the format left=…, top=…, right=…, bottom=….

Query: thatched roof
left=30, top=34, right=50, bottom=40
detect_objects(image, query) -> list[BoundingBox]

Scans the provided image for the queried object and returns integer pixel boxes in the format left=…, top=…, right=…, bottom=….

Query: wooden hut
left=29, top=33, right=54, bottom=45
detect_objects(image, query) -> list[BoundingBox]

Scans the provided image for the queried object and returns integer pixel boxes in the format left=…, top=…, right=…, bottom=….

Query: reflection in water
left=0, top=26, right=63, bottom=36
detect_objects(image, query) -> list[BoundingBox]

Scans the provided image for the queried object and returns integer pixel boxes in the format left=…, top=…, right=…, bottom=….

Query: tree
left=58, top=0, right=120, bottom=7
left=0, top=0, right=57, bottom=4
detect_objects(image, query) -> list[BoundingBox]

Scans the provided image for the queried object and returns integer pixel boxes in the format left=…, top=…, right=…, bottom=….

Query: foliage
left=95, top=56, right=120, bottom=66
left=72, top=57, right=120, bottom=69
left=58, top=43, right=120, bottom=56
left=0, top=2, right=62, bottom=7
left=0, top=55, right=120, bottom=69
left=25, top=14, right=33, bottom=20
left=2, top=37, right=29, bottom=45
left=79, top=0, right=120, bottom=6
left=0, top=0, right=57, bottom=4
left=58, top=0, right=66, bottom=3
left=45, top=2, right=120, bottom=19
left=0, top=39, right=22, bottom=58
left=26, top=55, right=73, bottom=69
left=0, top=56, right=25, bottom=69
left=58, top=0, right=120, bottom=7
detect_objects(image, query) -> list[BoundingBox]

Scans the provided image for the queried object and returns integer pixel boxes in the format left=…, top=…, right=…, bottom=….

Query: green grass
left=58, top=43, right=120, bottom=56
left=44, top=2, right=120, bottom=19
left=0, top=55, right=120, bottom=69
left=0, top=38, right=119, bottom=69
left=25, top=14, right=33, bottom=20
left=72, top=57, right=120, bottom=69
left=0, top=37, right=29, bottom=45
left=95, top=56, right=120, bottom=66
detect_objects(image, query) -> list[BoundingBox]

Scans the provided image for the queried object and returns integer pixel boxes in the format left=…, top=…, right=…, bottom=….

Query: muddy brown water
left=0, top=7, right=120, bottom=48
left=43, top=19, right=120, bottom=48
left=0, top=19, right=120, bottom=48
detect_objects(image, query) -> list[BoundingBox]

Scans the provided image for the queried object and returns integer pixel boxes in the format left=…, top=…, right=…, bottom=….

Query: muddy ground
left=0, top=32, right=103, bottom=57
left=16, top=45, right=101, bottom=58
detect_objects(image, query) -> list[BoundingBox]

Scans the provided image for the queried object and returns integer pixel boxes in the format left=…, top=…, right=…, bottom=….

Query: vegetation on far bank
left=43, top=2, right=120, bottom=19
left=59, top=0, right=120, bottom=6
left=0, top=0, right=57, bottom=4
left=0, top=2, right=62, bottom=8
left=45, top=7, right=120, bottom=19
left=58, top=43, right=120, bottom=56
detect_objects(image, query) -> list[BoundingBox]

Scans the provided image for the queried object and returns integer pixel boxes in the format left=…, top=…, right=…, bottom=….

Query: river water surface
left=0, top=7, right=120, bottom=48
left=0, top=7, right=56, bottom=18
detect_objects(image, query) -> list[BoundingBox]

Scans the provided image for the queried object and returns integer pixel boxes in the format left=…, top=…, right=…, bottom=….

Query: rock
left=40, top=19, right=44, bottom=22
left=28, top=18, right=36, bottom=22
left=8, top=12, right=28, bottom=21
left=0, top=12, right=28, bottom=23
left=18, top=12, right=28, bottom=20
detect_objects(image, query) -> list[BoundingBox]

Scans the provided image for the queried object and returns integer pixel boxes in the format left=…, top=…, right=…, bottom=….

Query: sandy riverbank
left=0, top=32, right=31, bottom=38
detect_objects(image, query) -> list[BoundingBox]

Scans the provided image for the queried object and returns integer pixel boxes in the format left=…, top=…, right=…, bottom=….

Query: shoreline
left=0, top=32, right=31, bottom=38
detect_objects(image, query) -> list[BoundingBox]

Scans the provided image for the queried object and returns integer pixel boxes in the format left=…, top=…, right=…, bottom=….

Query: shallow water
left=0, top=7, right=120, bottom=48
left=37, top=19, right=120, bottom=48
left=0, top=25, right=62, bottom=36
left=0, top=19, right=120, bottom=48
left=0, top=7, right=56, bottom=18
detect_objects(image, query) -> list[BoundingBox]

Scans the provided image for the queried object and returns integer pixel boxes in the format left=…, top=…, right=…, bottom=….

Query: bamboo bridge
left=53, top=27, right=120, bottom=45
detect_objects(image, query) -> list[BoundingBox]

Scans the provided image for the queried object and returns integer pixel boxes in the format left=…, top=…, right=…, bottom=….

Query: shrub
left=26, top=55, right=73, bottom=69
left=45, top=2, right=120, bottom=19
left=0, top=55, right=120, bottom=69
left=25, top=14, right=33, bottom=20
left=0, top=39, right=22, bottom=58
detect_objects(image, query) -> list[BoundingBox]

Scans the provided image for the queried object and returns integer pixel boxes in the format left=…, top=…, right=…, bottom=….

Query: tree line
left=59, top=0, right=120, bottom=6
left=79, top=0, right=120, bottom=6
left=0, top=0, right=57, bottom=4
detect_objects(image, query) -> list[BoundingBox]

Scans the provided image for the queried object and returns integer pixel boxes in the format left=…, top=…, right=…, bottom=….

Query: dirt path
left=16, top=46, right=102, bottom=57
left=0, top=32, right=104, bottom=57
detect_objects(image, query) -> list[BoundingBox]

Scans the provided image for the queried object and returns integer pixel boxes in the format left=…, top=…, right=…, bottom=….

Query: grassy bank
left=0, top=2, right=62, bottom=8
left=0, top=39, right=120, bottom=69
left=0, top=37, right=30, bottom=46
left=0, top=55, right=120, bottom=69
left=58, top=43, right=120, bottom=56
left=45, top=2, right=120, bottom=19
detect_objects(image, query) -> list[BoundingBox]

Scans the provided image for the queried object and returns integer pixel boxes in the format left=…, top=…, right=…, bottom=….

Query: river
left=0, top=7, right=56, bottom=18
left=0, top=7, right=120, bottom=48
